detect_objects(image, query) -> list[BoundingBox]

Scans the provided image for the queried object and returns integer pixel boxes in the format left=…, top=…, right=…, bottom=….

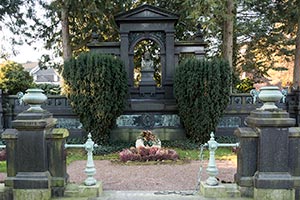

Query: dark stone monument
left=2, top=89, right=69, bottom=200
left=235, top=86, right=300, bottom=199
left=87, top=4, right=206, bottom=141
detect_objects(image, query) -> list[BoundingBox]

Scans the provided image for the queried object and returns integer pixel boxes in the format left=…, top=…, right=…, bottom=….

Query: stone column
left=2, top=129, right=18, bottom=188
left=46, top=128, right=69, bottom=197
left=289, top=127, right=300, bottom=198
left=234, top=127, right=258, bottom=197
left=287, top=89, right=300, bottom=126
left=120, top=32, right=130, bottom=85
left=165, top=31, right=175, bottom=84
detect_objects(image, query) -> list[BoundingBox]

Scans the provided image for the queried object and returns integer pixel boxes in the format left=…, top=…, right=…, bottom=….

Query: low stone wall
left=0, top=92, right=290, bottom=141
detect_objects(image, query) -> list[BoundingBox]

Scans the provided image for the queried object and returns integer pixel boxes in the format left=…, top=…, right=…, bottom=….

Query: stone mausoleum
left=88, top=4, right=206, bottom=141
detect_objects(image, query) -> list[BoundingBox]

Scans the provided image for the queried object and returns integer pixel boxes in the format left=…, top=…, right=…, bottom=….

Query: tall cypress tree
left=174, top=58, right=231, bottom=143
left=63, top=52, right=128, bottom=143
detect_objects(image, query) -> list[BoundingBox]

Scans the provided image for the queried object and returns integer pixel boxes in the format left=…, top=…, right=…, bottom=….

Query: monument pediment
left=115, top=4, right=179, bottom=25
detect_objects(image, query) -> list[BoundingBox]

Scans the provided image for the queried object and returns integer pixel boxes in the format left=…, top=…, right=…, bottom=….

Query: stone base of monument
left=0, top=184, right=13, bottom=200
left=13, top=189, right=51, bottom=200
left=110, top=128, right=186, bottom=142
left=200, top=182, right=241, bottom=198
left=64, top=182, right=102, bottom=198
left=238, top=186, right=254, bottom=198
left=254, top=188, right=295, bottom=200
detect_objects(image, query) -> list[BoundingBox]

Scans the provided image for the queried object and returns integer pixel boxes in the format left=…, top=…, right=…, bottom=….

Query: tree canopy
left=1, top=0, right=299, bottom=89
left=0, top=61, right=35, bottom=94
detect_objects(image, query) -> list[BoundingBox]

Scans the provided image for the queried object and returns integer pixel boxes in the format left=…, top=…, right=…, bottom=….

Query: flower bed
left=119, top=146, right=179, bottom=162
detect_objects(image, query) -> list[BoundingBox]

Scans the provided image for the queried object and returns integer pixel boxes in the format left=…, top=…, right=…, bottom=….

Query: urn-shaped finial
left=22, top=88, right=47, bottom=112
left=258, top=86, right=283, bottom=110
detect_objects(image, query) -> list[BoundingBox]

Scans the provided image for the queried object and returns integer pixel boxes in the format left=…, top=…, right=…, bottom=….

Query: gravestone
left=88, top=4, right=206, bottom=141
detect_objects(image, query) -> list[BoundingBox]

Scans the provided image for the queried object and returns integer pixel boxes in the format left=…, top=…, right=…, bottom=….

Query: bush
left=36, top=83, right=61, bottom=95
left=63, top=53, right=128, bottom=143
left=0, top=61, right=35, bottom=94
left=174, top=58, right=231, bottom=143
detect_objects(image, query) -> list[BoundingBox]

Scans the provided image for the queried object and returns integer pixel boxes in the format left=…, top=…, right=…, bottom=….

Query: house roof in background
left=22, top=62, right=38, bottom=72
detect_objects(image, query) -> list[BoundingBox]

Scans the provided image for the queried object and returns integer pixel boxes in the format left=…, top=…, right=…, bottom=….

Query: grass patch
left=66, top=148, right=86, bottom=165
left=66, top=148, right=119, bottom=165
left=66, top=146, right=236, bottom=165
left=0, top=161, right=6, bottom=173
left=172, top=147, right=235, bottom=161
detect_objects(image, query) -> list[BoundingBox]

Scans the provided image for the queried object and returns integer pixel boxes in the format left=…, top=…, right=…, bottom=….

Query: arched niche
left=129, top=33, right=166, bottom=88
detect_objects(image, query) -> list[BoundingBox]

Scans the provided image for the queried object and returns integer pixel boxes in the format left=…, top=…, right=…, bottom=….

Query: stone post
left=289, top=127, right=300, bottom=198
left=247, top=110, right=295, bottom=200
left=1, top=88, right=66, bottom=200
left=287, top=88, right=300, bottom=127
left=235, top=86, right=297, bottom=200
left=234, top=127, right=258, bottom=197
left=46, top=128, right=69, bottom=197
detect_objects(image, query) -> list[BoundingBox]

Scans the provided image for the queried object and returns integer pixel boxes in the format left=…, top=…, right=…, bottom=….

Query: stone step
left=200, top=182, right=242, bottom=198
left=64, top=182, right=102, bottom=198
left=89, top=190, right=252, bottom=200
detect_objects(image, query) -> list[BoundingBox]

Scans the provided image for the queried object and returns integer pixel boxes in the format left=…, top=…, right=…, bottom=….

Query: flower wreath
left=136, top=130, right=161, bottom=148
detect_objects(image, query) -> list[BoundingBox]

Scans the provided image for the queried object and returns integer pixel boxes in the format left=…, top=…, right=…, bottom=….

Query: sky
left=0, top=24, right=50, bottom=64
left=0, top=2, right=52, bottom=64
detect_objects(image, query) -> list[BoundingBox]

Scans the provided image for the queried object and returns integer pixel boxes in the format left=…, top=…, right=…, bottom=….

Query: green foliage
left=66, top=143, right=235, bottom=164
left=235, top=0, right=298, bottom=83
left=63, top=53, right=128, bottom=143
left=94, top=141, right=135, bottom=155
left=0, top=61, right=35, bottom=94
left=35, top=83, right=61, bottom=95
left=162, top=140, right=200, bottom=150
left=235, top=78, right=254, bottom=93
left=174, top=58, right=231, bottom=143
left=6, top=0, right=202, bottom=70
left=0, top=161, right=6, bottom=173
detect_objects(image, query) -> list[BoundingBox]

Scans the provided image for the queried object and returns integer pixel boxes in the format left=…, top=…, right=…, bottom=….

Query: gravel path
left=0, top=160, right=236, bottom=191
left=67, top=160, right=237, bottom=191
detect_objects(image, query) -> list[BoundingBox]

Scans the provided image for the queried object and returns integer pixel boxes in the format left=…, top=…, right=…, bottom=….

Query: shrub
left=0, top=61, right=35, bottom=94
left=119, top=147, right=179, bottom=162
left=174, top=58, right=231, bottom=143
left=36, top=83, right=61, bottom=95
left=63, top=53, right=128, bottom=143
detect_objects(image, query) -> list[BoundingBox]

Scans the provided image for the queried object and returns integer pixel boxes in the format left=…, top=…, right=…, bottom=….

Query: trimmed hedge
left=174, top=58, right=231, bottom=143
left=63, top=53, right=128, bottom=143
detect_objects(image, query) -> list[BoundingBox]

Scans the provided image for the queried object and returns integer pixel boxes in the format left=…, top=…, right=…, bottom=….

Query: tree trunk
left=293, top=12, right=300, bottom=89
left=61, top=0, right=72, bottom=62
left=223, top=0, right=234, bottom=68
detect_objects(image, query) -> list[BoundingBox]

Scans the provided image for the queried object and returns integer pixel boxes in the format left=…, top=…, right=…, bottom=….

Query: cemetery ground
left=0, top=145, right=237, bottom=192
